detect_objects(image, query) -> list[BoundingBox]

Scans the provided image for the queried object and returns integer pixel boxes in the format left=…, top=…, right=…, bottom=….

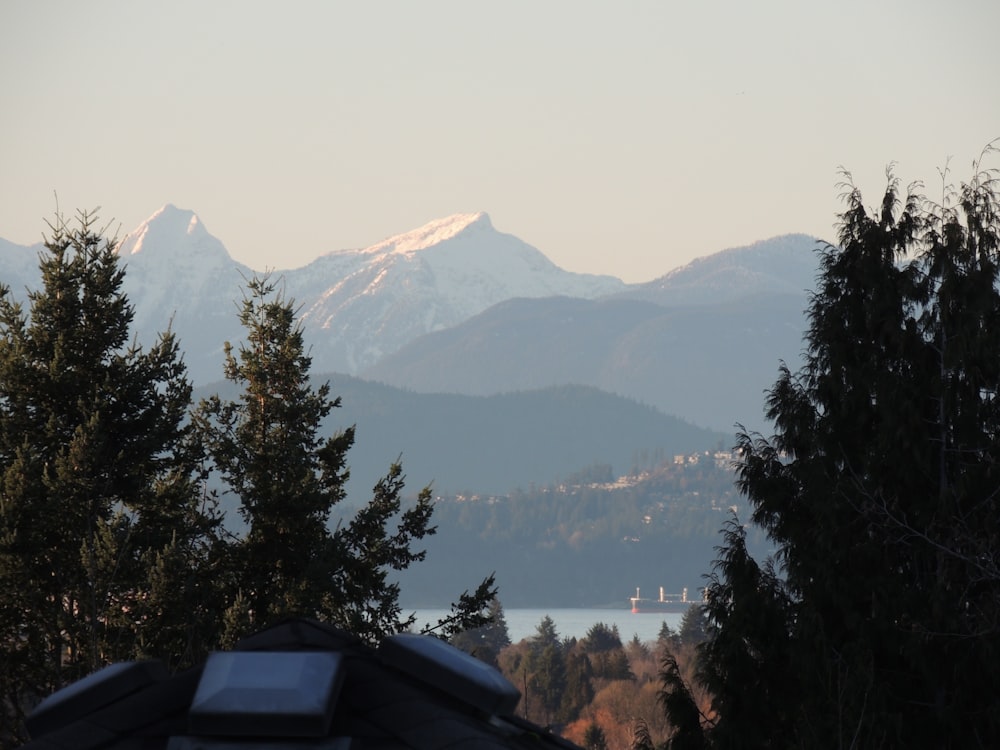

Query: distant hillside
left=363, top=292, right=808, bottom=432
left=3, top=222, right=821, bottom=434
left=363, top=235, right=820, bottom=432
left=393, top=454, right=771, bottom=608
left=1, top=207, right=626, bottom=384
left=616, top=233, right=822, bottom=306
left=194, top=375, right=727, bottom=503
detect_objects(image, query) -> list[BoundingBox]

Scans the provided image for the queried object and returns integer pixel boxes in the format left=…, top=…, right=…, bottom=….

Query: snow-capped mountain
left=0, top=209, right=822, bottom=430
left=363, top=234, right=821, bottom=430
left=616, top=233, right=822, bottom=306
left=115, top=205, right=253, bottom=376
left=285, top=212, right=626, bottom=372
left=0, top=206, right=627, bottom=384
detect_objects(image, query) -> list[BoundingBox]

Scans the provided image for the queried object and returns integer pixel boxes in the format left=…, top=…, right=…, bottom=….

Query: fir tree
left=196, top=275, right=494, bottom=643
left=583, top=721, right=609, bottom=750
left=0, top=211, right=219, bottom=745
left=693, top=145, right=1000, bottom=747
left=659, top=653, right=708, bottom=750
left=448, top=595, right=510, bottom=665
left=525, top=615, right=568, bottom=726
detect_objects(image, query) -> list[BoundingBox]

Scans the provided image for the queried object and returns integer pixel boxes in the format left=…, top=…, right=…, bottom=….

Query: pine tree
left=584, top=622, right=623, bottom=652
left=448, top=595, right=510, bottom=666
left=659, top=653, right=708, bottom=750
left=196, top=275, right=495, bottom=643
left=583, top=721, right=609, bottom=750
left=695, top=146, right=1000, bottom=747
left=676, top=605, right=709, bottom=647
left=0, top=211, right=220, bottom=745
left=524, top=615, right=568, bottom=726
left=560, top=647, right=595, bottom=723
left=695, top=517, right=794, bottom=749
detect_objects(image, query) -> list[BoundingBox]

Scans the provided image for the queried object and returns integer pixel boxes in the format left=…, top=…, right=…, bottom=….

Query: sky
left=1, top=1, right=997, bottom=284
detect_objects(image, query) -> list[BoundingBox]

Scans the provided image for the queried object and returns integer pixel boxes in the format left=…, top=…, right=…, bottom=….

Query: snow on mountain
left=363, top=234, right=825, bottom=431
left=1, top=206, right=627, bottom=382
left=363, top=212, right=489, bottom=256
left=0, top=210, right=821, bottom=429
left=112, top=205, right=252, bottom=382
left=117, top=205, right=245, bottom=278
left=619, top=234, right=821, bottom=306
left=285, top=211, right=627, bottom=373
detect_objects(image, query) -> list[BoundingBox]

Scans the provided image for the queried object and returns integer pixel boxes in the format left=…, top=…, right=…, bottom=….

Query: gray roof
left=22, top=618, right=580, bottom=750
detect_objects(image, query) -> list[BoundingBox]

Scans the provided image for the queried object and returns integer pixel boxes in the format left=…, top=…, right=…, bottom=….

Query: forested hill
left=194, top=375, right=729, bottom=500
left=394, top=454, right=765, bottom=608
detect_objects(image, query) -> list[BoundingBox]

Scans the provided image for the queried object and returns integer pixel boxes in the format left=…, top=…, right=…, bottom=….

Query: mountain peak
left=117, top=204, right=210, bottom=257
left=366, top=212, right=492, bottom=256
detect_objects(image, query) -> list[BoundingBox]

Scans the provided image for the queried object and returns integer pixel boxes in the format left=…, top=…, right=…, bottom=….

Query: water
left=413, top=607, right=684, bottom=644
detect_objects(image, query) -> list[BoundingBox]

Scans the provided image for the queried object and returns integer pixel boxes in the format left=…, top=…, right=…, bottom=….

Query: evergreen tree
left=656, top=621, right=679, bottom=653
left=631, top=718, right=657, bottom=750
left=525, top=616, right=568, bottom=726
left=0, top=211, right=219, bottom=745
left=583, top=622, right=623, bottom=652
left=676, top=605, right=709, bottom=647
left=195, top=275, right=494, bottom=643
left=583, top=721, right=609, bottom=750
left=626, top=633, right=651, bottom=661
left=695, top=517, right=794, bottom=749
left=560, top=647, right=595, bottom=723
left=693, top=147, right=1000, bottom=747
left=449, top=595, right=510, bottom=666
left=659, top=653, right=708, bottom=750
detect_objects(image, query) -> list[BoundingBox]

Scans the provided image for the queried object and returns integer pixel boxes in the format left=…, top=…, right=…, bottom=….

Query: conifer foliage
left=0, top=212, right=221, bottom=745
left=676, top=145, right=1000, bottom=747
left=195, top=275, right=359, bottom=633
left=0, top=227, right=496, bottom=747
left=195, top=275, right=495, bottom=643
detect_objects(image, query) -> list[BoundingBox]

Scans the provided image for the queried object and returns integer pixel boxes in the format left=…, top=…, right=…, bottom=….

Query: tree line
left=397, top=458, right=753, bottom=608
left=0, top=212, right=494, bottom=747
left=451, top=606, right=710, bottom=750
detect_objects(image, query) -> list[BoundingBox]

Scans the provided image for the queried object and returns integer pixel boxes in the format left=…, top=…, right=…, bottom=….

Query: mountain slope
left=362, top=292, right=807, bottom=432
left=116, top=205, right=253, bottom=380
left=1, top=215, right=819, bottom=433
left=284, top=212, right=626, bottom=373
left=362, top=235, right=821, bottom=432
left=1, top=207, right=627, bottom=383
left=9, top=206, right=621, bottom=383
left=195, top=375, right=726, bottom=500
left=616, top=233, right=822, bottom=306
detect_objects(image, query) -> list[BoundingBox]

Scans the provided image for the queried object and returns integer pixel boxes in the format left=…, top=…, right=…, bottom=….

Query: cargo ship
left=629, top=586, right=700, bottom=613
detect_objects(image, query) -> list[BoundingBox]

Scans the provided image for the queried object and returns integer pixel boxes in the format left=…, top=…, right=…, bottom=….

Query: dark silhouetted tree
left=525, top=615, right=568, bottom=726
left=0, top=211, right=220, bottom=746
left=584, top=721, right=609, bottom=750
left=195, top=275, right=494, bottom=644
left=448, top=595, right=509, bottom=666
left=659, top=652, right=708, bottom=750
left=584, top=622, right=623, bottom=653
left=692, top=145, right=1000, bottom=747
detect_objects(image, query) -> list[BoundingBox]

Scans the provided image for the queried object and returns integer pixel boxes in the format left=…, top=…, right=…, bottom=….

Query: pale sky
left=2, top=0, right=997, bottom=283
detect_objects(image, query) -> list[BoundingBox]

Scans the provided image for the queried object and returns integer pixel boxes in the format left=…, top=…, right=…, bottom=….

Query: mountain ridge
left=1, top=207, right=821, bottom=434
left=192, top=374, right=726, bottom=500
left=358, top=211, right=492, bottom=256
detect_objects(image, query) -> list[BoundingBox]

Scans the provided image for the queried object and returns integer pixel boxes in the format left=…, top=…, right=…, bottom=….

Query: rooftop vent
left=379, top=633, right=520, bottom=716
left=26, top=660, right=168, bottom=740
left=188, top=651, right=344, bottom=738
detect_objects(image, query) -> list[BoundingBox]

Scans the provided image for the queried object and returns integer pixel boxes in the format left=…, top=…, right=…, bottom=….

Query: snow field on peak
left=363, top=212, right=490, bottom=256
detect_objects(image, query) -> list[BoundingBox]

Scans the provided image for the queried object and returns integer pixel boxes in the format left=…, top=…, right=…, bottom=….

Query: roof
left=21, top=618, right=581, bottom=750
